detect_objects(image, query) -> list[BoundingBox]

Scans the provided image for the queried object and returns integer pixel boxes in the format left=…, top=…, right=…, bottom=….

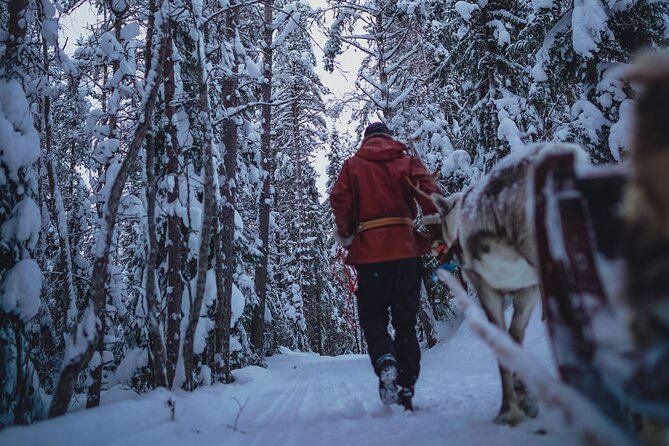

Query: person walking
left=329, top=122, right=441, bottom=410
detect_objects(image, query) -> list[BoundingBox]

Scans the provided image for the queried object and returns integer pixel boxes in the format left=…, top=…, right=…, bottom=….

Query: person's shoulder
left=338, top=156, right=357, bottom=173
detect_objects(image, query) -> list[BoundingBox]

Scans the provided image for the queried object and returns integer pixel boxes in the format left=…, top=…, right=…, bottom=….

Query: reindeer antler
left=405, top=176, right=437, bottom=201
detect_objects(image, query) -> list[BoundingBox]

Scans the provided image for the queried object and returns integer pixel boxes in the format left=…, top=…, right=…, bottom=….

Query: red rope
left=331, top=247, right=359, bottom=329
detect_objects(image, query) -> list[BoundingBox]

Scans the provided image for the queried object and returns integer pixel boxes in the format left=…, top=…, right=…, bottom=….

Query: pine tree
left=0, top=0, right=52, bottom=425
left=526, top=0, right=669, bottom=162
left=268, top=1, right=330, bottom=351
left=251, top=0, right=275, bottom=358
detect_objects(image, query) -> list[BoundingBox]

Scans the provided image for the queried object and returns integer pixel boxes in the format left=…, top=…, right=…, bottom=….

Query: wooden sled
left=533, top=151, right=669, bottom=433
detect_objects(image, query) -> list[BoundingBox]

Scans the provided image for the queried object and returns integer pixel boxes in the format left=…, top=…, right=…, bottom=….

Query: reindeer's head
left=431, top=192, right=462, bottom=247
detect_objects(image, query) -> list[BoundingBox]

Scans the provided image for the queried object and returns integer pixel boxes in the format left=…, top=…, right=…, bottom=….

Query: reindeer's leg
left=469, top=273, right=524, bottom=426
left=510, top=285, right=540, bottom=418
left=509, top=286, right=537, bottom=343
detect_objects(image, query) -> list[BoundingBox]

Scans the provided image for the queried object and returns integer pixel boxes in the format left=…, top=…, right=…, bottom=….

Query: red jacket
left=330, top=135, right=441, bottom=265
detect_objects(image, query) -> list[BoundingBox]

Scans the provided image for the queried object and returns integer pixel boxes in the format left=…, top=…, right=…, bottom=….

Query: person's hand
left=333, top=229, right=355, bottom=247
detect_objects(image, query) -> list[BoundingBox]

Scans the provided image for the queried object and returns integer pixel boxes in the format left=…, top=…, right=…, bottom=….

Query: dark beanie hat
left=364, top=122, right=393, bottom=138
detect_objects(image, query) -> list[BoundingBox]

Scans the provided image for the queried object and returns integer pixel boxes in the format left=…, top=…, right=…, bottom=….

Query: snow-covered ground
left=1, top=308, right=580, bottom=446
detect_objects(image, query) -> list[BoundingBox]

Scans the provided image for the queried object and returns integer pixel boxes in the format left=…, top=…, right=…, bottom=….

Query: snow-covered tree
left=266, top=1, right=330, bottom=351
left=0, top=0, right=52, bottom=425
left=526, top=0, right=669, bottom=162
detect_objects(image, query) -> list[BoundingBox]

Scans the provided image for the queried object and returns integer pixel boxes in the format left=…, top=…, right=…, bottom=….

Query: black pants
left=355, top=257, right=422, bottom=388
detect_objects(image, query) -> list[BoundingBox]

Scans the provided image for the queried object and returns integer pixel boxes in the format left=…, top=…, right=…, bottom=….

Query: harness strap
left=332, top=248, right=359, bottom=330
left=357, top=217, right=414, bottom=233
left=449, top=238, right=463, bottom=261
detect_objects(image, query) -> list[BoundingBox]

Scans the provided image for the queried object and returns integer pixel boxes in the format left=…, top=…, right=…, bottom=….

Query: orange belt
left=357, top=217, right=414, bottom=234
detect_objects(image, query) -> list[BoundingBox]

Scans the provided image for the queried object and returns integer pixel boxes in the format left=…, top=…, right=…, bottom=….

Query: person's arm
left=329, top=160, right=355, bottom=242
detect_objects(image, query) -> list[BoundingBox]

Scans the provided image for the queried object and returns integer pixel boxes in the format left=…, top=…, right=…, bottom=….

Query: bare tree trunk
left=49, top=1, right=170, bottom=418
left=143, top=0, right=168, bottom=388
left=181, top=11, right=216, bottom=390
left=39, top=7, right=77, bottom=349
left=6, top=0, right=27, bottom=67
left=292, top=92, right=305, bottom=294
left=314, top=263, right=323, bottom=356
left=213, top=223, right=233, bottom=383
left=85, top=319, right=104, bottom=408
left=106, top=3, right=125, bottom=137
left=145, top=130, right=168, bottom=387
left=85, top=2, right=127, bottom=407
left=251, top=0, right=274, bottom=355
left=12, top=322, right=42, bottom=424
left=45, top=160, right=76, bottom=339
left=13, top=323, right=26, bottom=424
left=213, top=3, right=239, bottom=384
left=163, top=32, right=184, bottom=390
left=375, top=12, right=390, bottom=118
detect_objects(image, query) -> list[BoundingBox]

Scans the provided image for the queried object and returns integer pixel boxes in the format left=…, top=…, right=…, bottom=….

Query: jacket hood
left=356, top=135, right=408, bottom=161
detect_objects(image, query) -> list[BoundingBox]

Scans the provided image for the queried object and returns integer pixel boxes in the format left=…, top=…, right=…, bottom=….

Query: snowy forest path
left=1, top=309, right=582, bottom=446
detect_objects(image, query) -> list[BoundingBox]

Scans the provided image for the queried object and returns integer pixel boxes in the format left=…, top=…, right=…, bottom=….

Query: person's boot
left=377, top=354, right=398, bottom=405
left=398, top=386, right=414, bottom=411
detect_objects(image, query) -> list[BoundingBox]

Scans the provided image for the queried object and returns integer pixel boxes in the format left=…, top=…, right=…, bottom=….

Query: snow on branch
left=389, top=81, right=414, bottom=109
left=339, top=36, right=377, bottom=57
left=202, top=0, right=263, bottom=26
left=531, top=11, right=572, bottom=82
left=328, top=1, right=379, bottom=16
left=383, top=48, right=417, bottom=75
left=272, top=1, right=316, bottom=48
left=359, top=72, right=385, bottom=93
left=213, top=97, right=299, bottom=125
left=571, top=0, right=609, bottom=58
left=355, top=80, right=386, bottom=110
left=455, top=1, right=479, bottom=22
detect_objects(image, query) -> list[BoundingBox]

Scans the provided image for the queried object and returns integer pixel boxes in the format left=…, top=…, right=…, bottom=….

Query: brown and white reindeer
left=431, top=143, right=590, bottom=426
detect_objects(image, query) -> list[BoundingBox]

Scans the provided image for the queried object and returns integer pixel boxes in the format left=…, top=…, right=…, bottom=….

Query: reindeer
left=432, top=143, right=590, bottom=425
